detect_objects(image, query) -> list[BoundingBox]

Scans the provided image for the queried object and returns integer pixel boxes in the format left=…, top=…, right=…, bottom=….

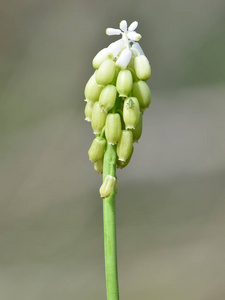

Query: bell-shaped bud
left=92, top=48, right=109, bottom=69
left=95, top=59, right=116, bottom=86
left=123, top=97, right=140, bottom=129
left=84, top=73, right=103, bottom=102
left=132, top=81, right=151, bottom=111
left=134, top=55, right=151, bottom=80
left=99, top=85, right=117, bottom=113
left=94, top=159, right=103, bottom=174
left=116, top=70, right=133, bottom=97
left=132, top=112, right=143, bottom=142
left=88, top=137, right=106, bottom=162
left=91, top=101, right=107, bottom=134
left=117, top=146, right=134, bottom=169
left=99, top=175, right=116, bottom=198
left=105, top=113, right=122, bottom=144
left=117, top=130, right=133, bottom=162
left=84, top=101, right=94, bottom=122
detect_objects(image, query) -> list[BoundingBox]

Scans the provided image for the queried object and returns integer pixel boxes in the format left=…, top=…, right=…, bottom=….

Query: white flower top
left=105, top=20, right=145, bottom=69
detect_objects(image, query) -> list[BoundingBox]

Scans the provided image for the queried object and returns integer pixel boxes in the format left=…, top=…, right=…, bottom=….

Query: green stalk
left=103, top=143, right=119, bottom=300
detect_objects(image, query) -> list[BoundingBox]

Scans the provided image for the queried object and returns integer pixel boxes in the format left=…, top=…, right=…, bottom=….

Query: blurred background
left=0, top=0, right=225, bottom=299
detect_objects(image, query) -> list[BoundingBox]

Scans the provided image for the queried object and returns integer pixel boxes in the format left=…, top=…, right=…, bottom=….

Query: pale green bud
left=92, top=48, right=109, bottom=69
left=99, top=85, right=117, bottom=113
left=88, top=137, right=106, bottom=162
left=84, top=101, right=94, bottom=122
left=132, top=81, right=151, bottom=111
left=132, top=112, right=143, bottom=142
left=116, top=70, right=133, bottom=97
left=91, top=101, right=107, bottom=134
left=84, top=73, right=103, bottom=102
left=99, top=175, right=116, bottom=198
left=94, top=159, right=103, bottom=174
left=117, top=146, right=134, bottom=169
left=95, top=59, right=116, bottom=86
left=123, top=97, right=140, bottom=129
left=105, top=113, right=122, bottom=145
left=117, top=130, right=133, bottom=162
left=134, top=55, right=151, bottom=80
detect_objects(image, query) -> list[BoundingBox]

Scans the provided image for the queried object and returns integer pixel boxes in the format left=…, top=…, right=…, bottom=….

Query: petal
left=119, top=20, right=127, bottom=31
left=131, top=42, right=145, bottom=56
left=128, top=21, right=138, bottom=31
left=116, top=48, right=132, bottom=69
left=106, top=28, right=121, bottom=36
left=127, top=31, right=142, bottom=41
left=108, top=39, right=123, bottom=57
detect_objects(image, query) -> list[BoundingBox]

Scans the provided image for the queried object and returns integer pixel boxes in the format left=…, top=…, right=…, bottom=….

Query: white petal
left=131, top=42, right=145, bottom=56
left=128, top=21, right=138, bottom=31
left=119, top=20, right=127, bottom=31
left=108, top=39, right=123, bottom=57
left=106, top=28, right=121, bottom=36
left=127, top=31, right=142, bottom=41
left=116, top=48, right=132, bottom=69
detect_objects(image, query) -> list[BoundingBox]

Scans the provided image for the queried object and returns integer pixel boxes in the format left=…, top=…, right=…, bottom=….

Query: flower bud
left=117, top=130, right=133, bottom=162
left=123, top=97, right=140, bottom=129
left=132, top=112, right=143, bottom=142
left=88, top=137, right=106, bottom=162
left=99, top=85, right=117, bottom=113
left=117, top=146, right=134, bottom=169
left=105, top=113, right=122, bottom=144
left=134, top=55, right=151, bottom=80
left=94, top=159, right=103, bottom=174
left=132, top=81, right=151, bottom=111
left=91, top=101, right=107, bottom=134
left=92, top=48, right=109, bottom=69
left=95, top=59, right=116, bottom=86
left=116, top=70, right=133, bottom=97
left=84, top=101, right=94, bottom=122
left=84, top=73, right=103, bottom=102
left=99, top=175, right=116, bottom=198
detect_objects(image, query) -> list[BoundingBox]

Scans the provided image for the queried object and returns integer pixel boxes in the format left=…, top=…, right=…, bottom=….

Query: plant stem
left=103, top=143, right=119, bottom=300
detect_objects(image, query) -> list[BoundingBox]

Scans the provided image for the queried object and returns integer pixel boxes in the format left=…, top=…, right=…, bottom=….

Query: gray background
left=0, top=0, right=225, bottom=299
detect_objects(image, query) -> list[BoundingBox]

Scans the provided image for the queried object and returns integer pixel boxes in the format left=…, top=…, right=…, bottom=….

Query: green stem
left=103, top=143, right=119, bottom=300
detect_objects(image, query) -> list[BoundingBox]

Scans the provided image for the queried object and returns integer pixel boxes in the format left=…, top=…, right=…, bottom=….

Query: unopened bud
left=94, top=159, right=103, bottom=174
left=105, top=113, right=122, bottom=144
left=91, top=101, right=107, bottom=134
left=123, top=97, right=140, bottom=129
left=92, top=48, right=109, bottom=69
left=84, top=73, right=103, bottom=102
left=134, top=55, right=151, bottom=80
left=116, top=70, right=133, bottom=97
left=117, top=146, right=134, bottom=169
left=132, top=81, right=151, bottom=111
left=88, top=137, right=106, bottom=162
left=99, top=175, right=116, bottom=198
left=117, top=130, right=133, bottom=162
left=99, top=85, right=117, bottom=113
left=132, top=112, right=143, bottom=142
left=84, top=101, right=94, bottom=122
left=95, top=59, right=116, bottom=86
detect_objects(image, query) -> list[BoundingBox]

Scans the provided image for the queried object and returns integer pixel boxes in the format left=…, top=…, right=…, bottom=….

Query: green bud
left=94, top=159, right=103, bottom=174
left=134, top=55, right=151, bottom=80
left=132, top=112, right=143, bottom=142
left=84, top=73, right=103, bottom=102
left=117, top=130, right=133, bottom=162
left=99, top=85, right=117, bottom=113
left=132, top=81, right=151, bottom=111
left=105, top=113, right=122, bottom=145
left=123, top=97, right=140, bottom=129
left=116, top=70, right=133, bottom=97
left=84, top=101, right=94, bottom=122
left=91, top=101, right=107, bottom=134
left=99, top=175, right=116, bottom=198
left=95, top=59, right=116, bottom=86
left=92, top=48, right=109, bottom=69
left=117, top=146, right=134, bottom=169
left=88, top=137, right=106, bottom=162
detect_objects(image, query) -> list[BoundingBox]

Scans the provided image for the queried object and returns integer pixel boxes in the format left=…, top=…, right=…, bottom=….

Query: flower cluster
left=84, top=20, right=152, bottom=197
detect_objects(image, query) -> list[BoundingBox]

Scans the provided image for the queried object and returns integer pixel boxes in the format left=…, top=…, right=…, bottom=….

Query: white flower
left=106, top=20, right=143, bottom=69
